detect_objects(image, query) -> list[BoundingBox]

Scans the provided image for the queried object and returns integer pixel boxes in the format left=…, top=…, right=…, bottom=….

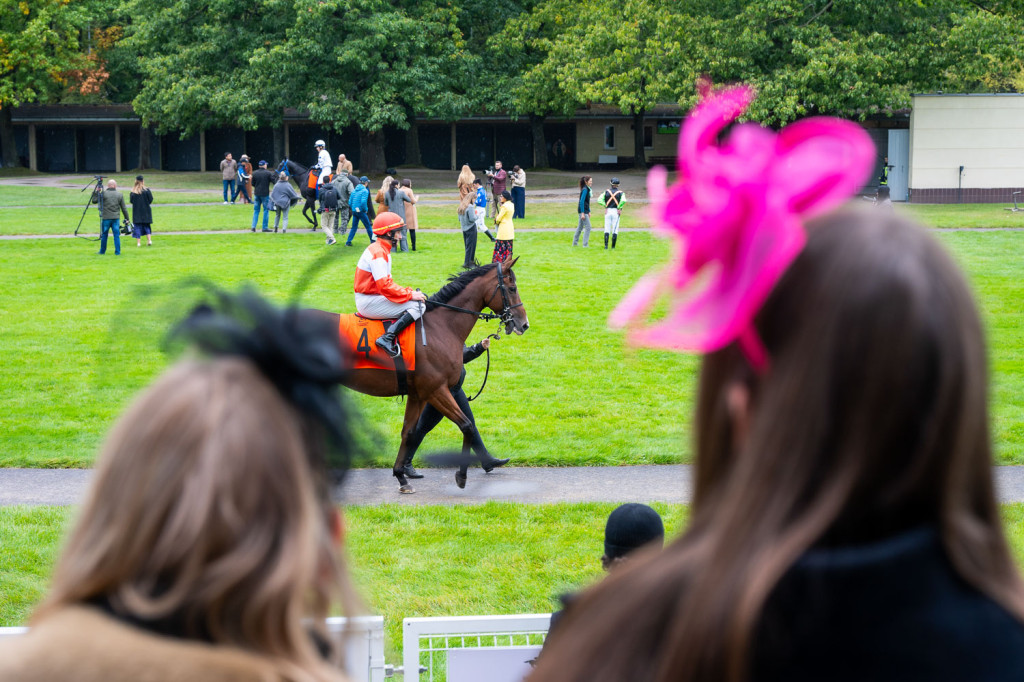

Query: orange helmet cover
left=372, top=211, right=405, bottom=236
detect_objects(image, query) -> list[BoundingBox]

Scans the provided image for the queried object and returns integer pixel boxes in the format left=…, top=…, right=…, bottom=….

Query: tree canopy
left=2, top=0, right=1023, bottom=168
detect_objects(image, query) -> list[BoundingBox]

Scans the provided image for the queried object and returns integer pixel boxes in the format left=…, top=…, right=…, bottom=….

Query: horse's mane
left=426, top=263, right=498, bottom=309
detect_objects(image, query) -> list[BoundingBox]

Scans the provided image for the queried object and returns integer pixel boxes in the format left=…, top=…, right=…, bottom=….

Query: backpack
left=320, top=184, right=339, bottom=210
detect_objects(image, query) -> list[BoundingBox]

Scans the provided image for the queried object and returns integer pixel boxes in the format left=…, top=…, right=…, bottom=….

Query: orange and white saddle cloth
left=338, top=314, right=417, bottom=370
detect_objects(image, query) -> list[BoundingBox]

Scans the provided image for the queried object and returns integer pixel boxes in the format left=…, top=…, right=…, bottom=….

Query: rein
left=428, top=262, right=522, bottom=400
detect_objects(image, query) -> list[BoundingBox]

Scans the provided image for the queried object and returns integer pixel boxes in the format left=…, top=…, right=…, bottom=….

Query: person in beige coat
left=0, top=290, right=359, bottom=682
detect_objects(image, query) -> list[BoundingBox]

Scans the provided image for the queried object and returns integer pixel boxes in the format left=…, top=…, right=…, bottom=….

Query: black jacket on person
left=129, top=189, right=153, bottom=224
left=251, top=169, right=275, bottom=197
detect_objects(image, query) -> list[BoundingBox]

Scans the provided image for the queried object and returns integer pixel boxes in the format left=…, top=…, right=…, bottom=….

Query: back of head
left=535, top=209, right=1022, bottom=681
left=603, top=503, right=664, bottom=565
left=36, top=291, right=357, bottom=680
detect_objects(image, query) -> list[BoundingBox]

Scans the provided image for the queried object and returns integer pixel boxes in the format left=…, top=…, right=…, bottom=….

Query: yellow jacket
left=494, top=201, right=514, bottom=240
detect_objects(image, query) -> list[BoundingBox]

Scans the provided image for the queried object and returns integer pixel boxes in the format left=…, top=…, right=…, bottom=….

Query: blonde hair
left=457, top=164, right=475, bottom=189
left=458, top=191, right=474, bottom=215
left=36, top=358, right=353, bottom=681
left=131, top=179, right=145, bottom=194
left=378, top=175, right=393, bottom=196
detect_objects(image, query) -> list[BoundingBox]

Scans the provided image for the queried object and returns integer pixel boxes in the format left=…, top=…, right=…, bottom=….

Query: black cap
left=611, top=177, right=620, bottom=185
left=135, top=175, right=144, bottom=181
left=604, top=504, right=664, bottom=560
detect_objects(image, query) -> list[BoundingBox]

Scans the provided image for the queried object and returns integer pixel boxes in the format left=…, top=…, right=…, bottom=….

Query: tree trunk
left=138, top=125, right=152, bottom=170
left=0, top=108, right=22, bottom=168
left=632, top=106, right=647, bottom=168
left=359, top=127, right=387, bottom=174
left=405, top=117, right=422, bottom=166
left=272, top=125, right=285, bottom=163
left=530, top=113, right=546, bottom=169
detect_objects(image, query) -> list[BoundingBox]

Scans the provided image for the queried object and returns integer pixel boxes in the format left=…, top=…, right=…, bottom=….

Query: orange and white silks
left=353, top=240, right=413, bottom=303
left=338, top=315, right=417, bottom=370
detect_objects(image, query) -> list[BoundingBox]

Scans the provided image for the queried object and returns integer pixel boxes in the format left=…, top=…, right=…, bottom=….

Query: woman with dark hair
left=572, top=175, right=593, bottom=247
left=0, top=289, right=361, bottom=682
left=531, top=86, right=1024, bottom=682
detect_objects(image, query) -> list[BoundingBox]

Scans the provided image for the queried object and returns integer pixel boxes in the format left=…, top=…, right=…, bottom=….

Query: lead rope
left=467, top=329, right=502, bottom=402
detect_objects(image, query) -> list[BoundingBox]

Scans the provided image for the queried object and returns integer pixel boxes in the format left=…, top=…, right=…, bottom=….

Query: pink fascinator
left=609, top=85, right=875, bottom=371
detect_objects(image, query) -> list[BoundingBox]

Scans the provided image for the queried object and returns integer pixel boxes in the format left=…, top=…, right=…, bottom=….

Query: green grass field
left=1, top=227, right=1021, bottom=467
left=7, top=502, right=1024, bottom=661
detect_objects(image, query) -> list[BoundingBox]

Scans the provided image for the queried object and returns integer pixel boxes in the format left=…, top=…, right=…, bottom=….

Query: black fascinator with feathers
left=167, top=285, right=358, bottom=487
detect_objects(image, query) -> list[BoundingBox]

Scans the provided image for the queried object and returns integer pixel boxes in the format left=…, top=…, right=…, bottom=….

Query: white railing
left=403, top=614, right=551, bottom=682
left=0, top=615, right=386, bottom=682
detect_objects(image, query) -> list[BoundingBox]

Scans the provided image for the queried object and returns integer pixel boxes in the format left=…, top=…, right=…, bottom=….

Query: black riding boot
left=604, top=233, right=609, bottom=249
left=484, top=229, right=496, bottom=242
left=375, top=312, right=416, bottom=358
left=400, top=452, right=424, bottom=479
left=410, top=230, right=417, bottom=251
left=612, top=234, right=617, bottom=249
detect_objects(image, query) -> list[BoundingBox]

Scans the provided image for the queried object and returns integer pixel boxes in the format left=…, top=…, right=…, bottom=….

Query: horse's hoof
left=482, top=457, right=510, bottom=473
left=399, top=484, right=415, bottom=494
left=455, top=471, right=467, bottom=489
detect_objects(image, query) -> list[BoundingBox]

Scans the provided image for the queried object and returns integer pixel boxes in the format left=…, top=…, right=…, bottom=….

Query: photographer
left=91, top=178, right=130, bottom=256
left=484, top=160, right=507, bottom=219
left=509, top=164, right=526, bottom=219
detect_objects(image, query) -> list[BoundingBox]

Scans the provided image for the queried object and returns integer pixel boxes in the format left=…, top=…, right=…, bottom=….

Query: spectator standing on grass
left=401, top=179, right=420, bottom=251
left=474, top=178, right=496, bottom=242
left=234, top=155, right=252, bottom=204
left=220, top=152, right=237, bottom=204
left=346, top=176, right=374, bottom=246
left=532, top=85, right=1024, bottom=682
left=572, top=176, right=594, bottom=247
left=384, top=179, right=414, bottom=253
left=93, top=178, right=129, bottom=256
left=336, top=153, right=354, bottom=176
left=0, top=289, right=360, bottom=682
left=492, top=190, right=514, bottom=262
left=375, top=176, right=392, bottom=216
left=331, top=170, right=355, bottom=240
left=458, top=191, right=479, bottom=268
left=271, top=172, right=301, bottom=233
left=250, top=160, right=274, bottom=232
left=319, top=179, right=340, bottom=245
left=129, top=175, right=154, bottom=247
left=597, top=178, right=626, bottom=249
left=510, top=165, right=526, bottom=219
left=457, top=164, right=475, bottom=199
left=485, top=160, right=507, bottom=218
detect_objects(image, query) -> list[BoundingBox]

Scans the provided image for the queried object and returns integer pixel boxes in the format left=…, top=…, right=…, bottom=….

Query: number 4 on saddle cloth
left=338, top=314, right=417, bottom=370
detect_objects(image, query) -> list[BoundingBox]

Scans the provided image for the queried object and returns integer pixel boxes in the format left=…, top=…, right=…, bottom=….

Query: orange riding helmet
left=372, top=211, right=405, bottom=236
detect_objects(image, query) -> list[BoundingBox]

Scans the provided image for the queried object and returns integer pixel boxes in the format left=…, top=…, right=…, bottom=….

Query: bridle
left=427, top=261, right=523, bottom=331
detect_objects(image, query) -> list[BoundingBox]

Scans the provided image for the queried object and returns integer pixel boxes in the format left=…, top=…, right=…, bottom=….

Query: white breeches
left=604, top=211, right=621, bottom=235
left=355, top=293, right=424, bottom=320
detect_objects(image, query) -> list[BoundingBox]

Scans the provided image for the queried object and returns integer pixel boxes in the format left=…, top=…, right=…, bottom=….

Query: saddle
left=338, top=314, right=417, bottom=371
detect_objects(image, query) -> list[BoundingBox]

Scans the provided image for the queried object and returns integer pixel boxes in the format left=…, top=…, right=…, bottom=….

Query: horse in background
left=302, top=258, right=530, bottom=493
left=276, top=159, right=319, bottom=230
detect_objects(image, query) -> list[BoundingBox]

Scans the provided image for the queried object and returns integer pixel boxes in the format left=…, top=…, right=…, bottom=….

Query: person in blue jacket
left=345, top=176, right=374, bottom=246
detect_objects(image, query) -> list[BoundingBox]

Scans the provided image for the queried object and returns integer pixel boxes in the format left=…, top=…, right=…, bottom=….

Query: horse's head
left=486, top=256, right=529, bottom=335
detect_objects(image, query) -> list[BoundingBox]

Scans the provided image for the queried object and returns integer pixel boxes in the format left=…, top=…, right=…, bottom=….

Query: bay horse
left=277, top=159, right=319, bottom=230
left=305, top=257, right=529, bottom=493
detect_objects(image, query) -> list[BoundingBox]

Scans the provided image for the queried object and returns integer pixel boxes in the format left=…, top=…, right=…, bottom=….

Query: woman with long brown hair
left=531, top=86, right=1024, bottom=681
left=0, top=289, right=361, bottom=682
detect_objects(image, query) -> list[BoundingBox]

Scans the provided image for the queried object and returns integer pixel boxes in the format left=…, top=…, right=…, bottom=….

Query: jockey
left=314, top=139, right=332, bottom=187
left=354, top=211, right=427, bottom=358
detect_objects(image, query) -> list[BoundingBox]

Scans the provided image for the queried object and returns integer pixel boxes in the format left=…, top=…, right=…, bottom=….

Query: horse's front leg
left=392, top=396, right=424, bottom=494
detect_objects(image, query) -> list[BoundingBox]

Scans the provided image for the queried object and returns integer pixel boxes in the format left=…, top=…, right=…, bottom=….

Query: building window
left=643, top=125, right=654, bottom=149
left=604, top=125, right=615, bottom=150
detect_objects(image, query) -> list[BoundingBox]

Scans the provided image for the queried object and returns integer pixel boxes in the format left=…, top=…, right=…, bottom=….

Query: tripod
left=74, top=176, right=105, bottom=241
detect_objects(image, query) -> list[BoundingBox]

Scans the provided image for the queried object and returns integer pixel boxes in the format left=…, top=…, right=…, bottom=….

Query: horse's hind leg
left=392, top=396, right=425, bottom=494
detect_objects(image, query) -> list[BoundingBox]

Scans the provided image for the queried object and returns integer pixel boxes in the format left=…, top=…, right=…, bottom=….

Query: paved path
left=6, top=465, right=1024, bottom=507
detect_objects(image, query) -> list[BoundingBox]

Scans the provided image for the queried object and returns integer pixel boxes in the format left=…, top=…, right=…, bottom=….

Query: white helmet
left=314, top=139, right=325, bottom=148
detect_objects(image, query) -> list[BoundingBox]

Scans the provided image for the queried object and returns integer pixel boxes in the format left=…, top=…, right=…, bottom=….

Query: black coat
left=751, top=528, right=1024, bottom=681
left=129, top=188, right=153, bottom=224
left=251, top=169, right=274, bottom=197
